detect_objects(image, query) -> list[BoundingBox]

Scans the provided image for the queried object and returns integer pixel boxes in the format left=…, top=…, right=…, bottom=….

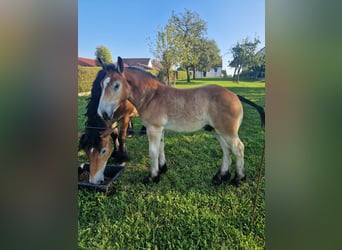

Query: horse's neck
left=125, top=70, right=163, bottom=110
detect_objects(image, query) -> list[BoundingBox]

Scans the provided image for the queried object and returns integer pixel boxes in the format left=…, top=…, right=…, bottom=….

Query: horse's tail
left=237, top=94, right=265, bottom=128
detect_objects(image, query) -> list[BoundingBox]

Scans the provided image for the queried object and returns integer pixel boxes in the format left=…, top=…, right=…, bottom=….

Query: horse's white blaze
left=103, top=77, right=110, bottom=88
left=98, top=79, right=122, bottom=119
left=90, top=147, right=94, bottom=153
left=89, top=160, right=107, bottom=184
left=97, top=77, right=111, bottom=118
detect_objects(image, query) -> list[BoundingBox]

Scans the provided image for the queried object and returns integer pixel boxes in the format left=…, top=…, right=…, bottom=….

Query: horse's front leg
left=110, top=127, right=119, bottom=159
left=116, top=116, right=130, bottom=164
left=158, top=131, right=168, bottom=174
left=143, top=126, right=163, bottom=184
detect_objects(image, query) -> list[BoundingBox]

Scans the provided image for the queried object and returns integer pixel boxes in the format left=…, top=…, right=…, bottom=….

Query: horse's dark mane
left=80, top=67, right=112, bottom=151
left=126, top=67, right=166, bottom=85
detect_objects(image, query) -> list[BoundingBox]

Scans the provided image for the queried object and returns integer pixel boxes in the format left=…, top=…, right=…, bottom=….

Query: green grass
left=78, top=77, right=265, bottom=249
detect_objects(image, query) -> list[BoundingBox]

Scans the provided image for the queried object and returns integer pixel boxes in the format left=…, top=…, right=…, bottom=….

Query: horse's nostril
left=102, top=112, right=110, bottom=120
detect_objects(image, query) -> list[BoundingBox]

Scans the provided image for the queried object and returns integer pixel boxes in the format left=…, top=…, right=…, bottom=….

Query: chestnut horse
left=79, top=60, right=138, bottom=184
left=98, top=56, right=264, bottom=185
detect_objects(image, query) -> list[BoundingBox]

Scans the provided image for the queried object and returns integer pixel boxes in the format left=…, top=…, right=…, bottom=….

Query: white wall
left=195, top=67, right=222, bottom=78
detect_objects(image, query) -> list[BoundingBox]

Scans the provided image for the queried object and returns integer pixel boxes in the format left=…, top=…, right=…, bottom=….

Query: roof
left=122, top=58, right=152, bottom=70
left=78, top=57, right=97, bottom=66
left=78, top=56, right=162, bottom=70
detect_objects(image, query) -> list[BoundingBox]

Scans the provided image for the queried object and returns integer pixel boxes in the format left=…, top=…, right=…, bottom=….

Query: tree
left=95, top=45, right=113, bottom=64
left=149, top=25, right=179, bottom=86
left=197, top=39, right=222, bottom=77
left=229, top=37, right=260, bottom=82
left=249, top=47, right=265, bottom=80
left=168, top=9, right=207, bottom=82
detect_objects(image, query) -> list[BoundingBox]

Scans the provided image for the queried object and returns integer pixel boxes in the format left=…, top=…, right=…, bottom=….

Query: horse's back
left=148, top=84, right=242, bottom=135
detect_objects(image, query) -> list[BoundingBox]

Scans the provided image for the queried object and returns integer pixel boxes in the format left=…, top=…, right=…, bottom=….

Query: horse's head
left=78, top=128, right=115, bottom=184
left=97, top=56, right=129, bottom=121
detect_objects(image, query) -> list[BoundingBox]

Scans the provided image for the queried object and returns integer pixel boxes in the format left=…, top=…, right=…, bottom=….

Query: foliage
left=176, top=70, right=187, bottom=81
left=95, top=45, right=113, bottom=64
left=146, top=69, right=159, bottom=77
left=78, top=78, right=265, bottom=249
left=167, top=9, right=208, bottom=82
left=78, top=66, right=102, bottom=92
left=247, top=47, right=265, bottom=80
left=196, top=39, right=222, bottom=77
left=150, top=9, right=223, bottom=83
left=229, top=37, right=260, bottom=82
left=149, top=25, right=179, bottom=86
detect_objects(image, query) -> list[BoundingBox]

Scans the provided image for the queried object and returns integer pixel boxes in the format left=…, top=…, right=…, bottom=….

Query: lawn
left=78, top=77, right=265, bottom=249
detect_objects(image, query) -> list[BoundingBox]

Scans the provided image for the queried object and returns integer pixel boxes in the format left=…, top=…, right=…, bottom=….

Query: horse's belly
left=164, top=118, right=207, bottom=132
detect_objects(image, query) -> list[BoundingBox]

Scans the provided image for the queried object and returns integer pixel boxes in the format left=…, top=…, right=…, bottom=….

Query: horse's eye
left=114, top=83, right=120, bottom=91
left=100, top=148, right=107, bottom=156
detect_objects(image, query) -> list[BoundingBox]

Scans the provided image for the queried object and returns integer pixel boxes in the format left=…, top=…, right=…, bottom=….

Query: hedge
left=78, top=66, right=102, bottom=92
left=78, top=66, right=188, bottom=93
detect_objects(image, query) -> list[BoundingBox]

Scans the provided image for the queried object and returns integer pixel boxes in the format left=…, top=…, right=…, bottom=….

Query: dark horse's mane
left=126, top=66, right=166, bottom=85
left=79, top=63, right=116, bottom=151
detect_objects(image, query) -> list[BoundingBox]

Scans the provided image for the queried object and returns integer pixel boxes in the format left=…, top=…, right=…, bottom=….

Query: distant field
left=78, top=77, right=265, bottom=249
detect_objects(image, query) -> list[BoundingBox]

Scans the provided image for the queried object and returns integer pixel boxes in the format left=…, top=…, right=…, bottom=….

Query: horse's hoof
left=230, top=174, right=247, bottom=187
left=159, top=163, right=168, bottom=174
left=212, top=171, right=231, bottom=185
left=212, top=173, right=223, bottom=185
left=143, top=175, right=160, bottom=185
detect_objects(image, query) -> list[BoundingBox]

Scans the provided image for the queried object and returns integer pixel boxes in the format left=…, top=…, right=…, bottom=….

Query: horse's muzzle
left=101, top=111, right=111, bottom=121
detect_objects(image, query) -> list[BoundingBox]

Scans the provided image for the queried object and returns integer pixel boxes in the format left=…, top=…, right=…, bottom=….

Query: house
left=194, top=66, right=223, bottom=78
left=78, top=57, right=162, bottom=71
left=78, top=57, right=97, bottom=67
left=122, top=58, right=162, bottom=71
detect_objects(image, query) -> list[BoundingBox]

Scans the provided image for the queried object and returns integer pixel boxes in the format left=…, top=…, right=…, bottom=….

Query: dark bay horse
left=98, top=56, right=264, bottom=185
left=78, top=60, right=138, bottom=184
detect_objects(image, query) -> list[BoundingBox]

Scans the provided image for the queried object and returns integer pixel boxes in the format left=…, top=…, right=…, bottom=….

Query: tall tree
left=149, top=25, right=179, bottom=86
left=168, top=9, right=207, bottom=82
left=248, top=47, right=265, bottom=80
left=95, top=45, right=113, bottom=64
left=197, top=39, right=222, bottom=77
left=229, top=37, right=260, bottom=82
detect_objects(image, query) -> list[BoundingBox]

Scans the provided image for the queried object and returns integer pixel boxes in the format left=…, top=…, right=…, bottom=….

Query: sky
left=78, top=0, right=264, bottom=72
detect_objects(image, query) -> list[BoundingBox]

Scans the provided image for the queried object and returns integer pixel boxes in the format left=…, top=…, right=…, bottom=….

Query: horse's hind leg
left=212, top=135, right=232, bottom=185
left=229, top=136, right=246, bottom=186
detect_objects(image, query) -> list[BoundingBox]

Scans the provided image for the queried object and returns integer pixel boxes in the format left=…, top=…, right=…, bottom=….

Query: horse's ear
left=117, top=56, right=124, bottom=73
left=97, top=57, right=105, bottom=68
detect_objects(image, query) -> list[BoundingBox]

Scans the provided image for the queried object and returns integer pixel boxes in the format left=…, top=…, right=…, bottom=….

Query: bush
left=146, top=69, right=159, bottom=77
left=78, top=66, right=102, bottom=92
left=177, top=70, right=187, bottom=81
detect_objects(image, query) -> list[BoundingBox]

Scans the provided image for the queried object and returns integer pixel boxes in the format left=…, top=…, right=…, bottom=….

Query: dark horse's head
left=78, top=58, right=117, bottom=184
